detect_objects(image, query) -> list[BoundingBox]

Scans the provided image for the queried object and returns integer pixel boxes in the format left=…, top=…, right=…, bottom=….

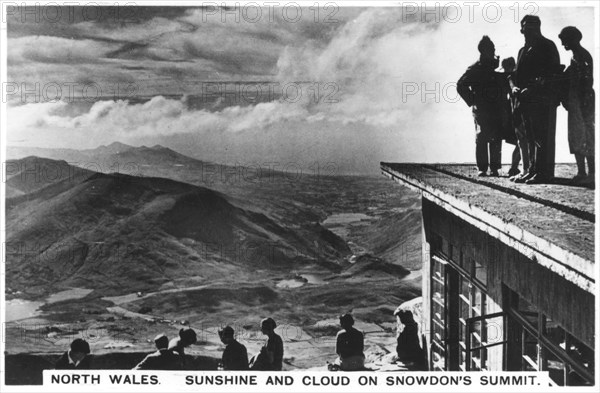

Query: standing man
left=457, top=36, right=503, bottom=177
left=510, top=15, right=562, bottom=184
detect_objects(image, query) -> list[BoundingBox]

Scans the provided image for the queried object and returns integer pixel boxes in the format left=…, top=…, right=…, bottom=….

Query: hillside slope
left=6, top=169, right=351, bottom=298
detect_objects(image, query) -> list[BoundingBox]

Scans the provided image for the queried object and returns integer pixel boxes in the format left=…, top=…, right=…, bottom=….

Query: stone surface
left=381, top=163, right=595, bottom=265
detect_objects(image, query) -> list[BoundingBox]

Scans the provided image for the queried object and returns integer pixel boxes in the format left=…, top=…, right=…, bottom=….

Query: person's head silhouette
left=218, top=326, right=235, bottom=345
left=558, top=26, right=583, bottom=51
left=339, top=313, right=355, bottom=330
left=501, top=57, right=516, bottom=73
left=69, top=338, right=91, bottom=363
left=478, top=36, right=496, bottom=59
left=178, top=327, right=197, bottom=347
left=154, top=334, right=169, bottom=350
left=260, top=317, right=277, bottom=335
left=397, top=310, right=416, bottom=325
left=520, top=15, right=541, bottom=41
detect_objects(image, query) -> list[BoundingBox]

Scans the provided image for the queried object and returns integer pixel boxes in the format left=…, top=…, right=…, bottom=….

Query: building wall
left=421, top=198, right=595, bottom=349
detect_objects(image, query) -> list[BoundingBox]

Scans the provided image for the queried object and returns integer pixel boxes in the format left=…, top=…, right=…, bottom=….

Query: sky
left=4, top=3, right=597, bottom=174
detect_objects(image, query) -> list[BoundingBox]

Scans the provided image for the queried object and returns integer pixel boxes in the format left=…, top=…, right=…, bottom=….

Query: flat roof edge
left=381, top=165, right=595, bottom=294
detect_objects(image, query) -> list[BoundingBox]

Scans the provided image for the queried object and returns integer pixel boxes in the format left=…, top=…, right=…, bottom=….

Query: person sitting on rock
left=168, top=327, right=197, bottom=368
left=55, top=338, right=92, bottom=369
left=134, top=333, right=183, bottom=370
left=249, top=317, right=284, bottom=371
left=336, top=313, right=365, bottom=371
left=219, top=326, right=249, bottom=370
left=395, top=309, right=424, bottom=368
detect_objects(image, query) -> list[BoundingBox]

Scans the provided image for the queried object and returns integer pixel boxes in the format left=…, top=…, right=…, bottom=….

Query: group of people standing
left=55, top=311, right=426, bottom=372
left=458, top=15, right=595, bottom=186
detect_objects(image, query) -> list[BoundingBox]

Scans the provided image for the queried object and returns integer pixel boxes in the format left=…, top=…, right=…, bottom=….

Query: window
left=508, top=292, right=594, bottom=386
left=430, top=249, right=503, bottom=372
left=431, top=255, right=447, bottom=371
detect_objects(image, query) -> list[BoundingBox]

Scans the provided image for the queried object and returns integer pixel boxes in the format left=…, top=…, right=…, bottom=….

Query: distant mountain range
left=7, top=142, right=296, bottom=191
left=7, top=142, right=208, bottom=174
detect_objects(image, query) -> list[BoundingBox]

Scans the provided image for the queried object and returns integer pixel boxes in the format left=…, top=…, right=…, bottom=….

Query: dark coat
left=457, top=57, right=506, bottom=141
left=511, top=35, right=561, bottom=106
left=54, top=351, right=92, bottom=369
left=222, top=340, right=249, bottom=371
left=396, top=322, right=423, bottom=363
left=562, top=50, right=595, bottom=156
left=250, top=334, right=284, bottom=371
left=134, top=349, right=184, bottom=370
left=336, top=327, right=364, bottom=359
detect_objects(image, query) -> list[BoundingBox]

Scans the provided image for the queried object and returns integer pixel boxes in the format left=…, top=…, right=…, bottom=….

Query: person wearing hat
left=335, top=314, right=365, bottom=371
left=168, top=327, right=197, bottom=368
left=218, top=326, right=249, bottom=370
left=558, top=26, right=595, bottom=187
left=457, top=35, right=504, bottom=177
left=249, top=317, right=283, bottom=371
left=134, top=333, right=183, bottom=370
left=509, top=14, right=562, bottom=184
left=55, top=338, right=92, bottom=369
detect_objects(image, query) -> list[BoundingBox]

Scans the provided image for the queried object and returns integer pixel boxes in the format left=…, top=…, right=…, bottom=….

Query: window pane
left=432, top=346, right=445, bottom=370
left=471, top=348, right=484, bottom=370
left=433, top=282, right=444, bottom=306
left=472, top=287, right=484, bottom=316
left=459, top=349, right=466, bottom=371
left=522, top=329, right=539, bottom=371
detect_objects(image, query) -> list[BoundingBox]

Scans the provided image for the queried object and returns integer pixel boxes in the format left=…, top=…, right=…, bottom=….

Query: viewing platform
left=381, top=163, right=595, bottom=293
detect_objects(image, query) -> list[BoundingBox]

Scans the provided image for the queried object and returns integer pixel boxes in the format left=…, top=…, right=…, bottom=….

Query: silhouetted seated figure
left=558, top=26, right=595, bottom=187
left=335, top=314, right=365, bottom=371
left=395, top=309, right=425, bottom=369
left=55, top=338, right=92, bottom=369
left=168, top=327, right=197, bottom=368
left=134, top=333, right=183, bottom=370
left=249, top=317, right=284, bottom=371
left=218, top=326, right=249, bottom=370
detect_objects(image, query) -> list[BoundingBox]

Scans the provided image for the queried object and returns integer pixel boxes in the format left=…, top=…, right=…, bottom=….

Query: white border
left=0, top=1, right=598, bottom=392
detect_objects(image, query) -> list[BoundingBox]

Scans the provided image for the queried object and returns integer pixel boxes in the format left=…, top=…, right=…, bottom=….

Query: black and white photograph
left=0, top=1, right=597, bottom=391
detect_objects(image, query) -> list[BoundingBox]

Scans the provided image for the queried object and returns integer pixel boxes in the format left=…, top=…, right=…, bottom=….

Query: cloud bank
left=6, top=6, right=595, bottom=173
